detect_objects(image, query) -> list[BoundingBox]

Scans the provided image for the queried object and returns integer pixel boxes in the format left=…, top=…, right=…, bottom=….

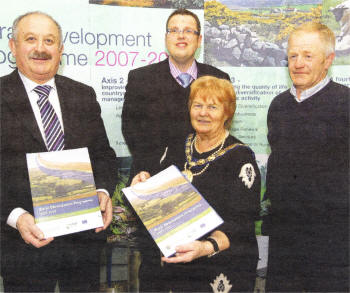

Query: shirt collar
left=169, top=59, right=198, bottom=80
left=18, top=70, right=56, bottom=95
left=290, top=76, right=331, bottom=103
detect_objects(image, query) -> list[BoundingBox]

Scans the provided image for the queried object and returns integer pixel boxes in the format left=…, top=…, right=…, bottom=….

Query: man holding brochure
left=0, top=11, right=118, bottom=292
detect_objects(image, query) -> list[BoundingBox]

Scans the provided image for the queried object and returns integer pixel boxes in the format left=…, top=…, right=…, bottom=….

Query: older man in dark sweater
left=265, top=22, right=349, bottom=292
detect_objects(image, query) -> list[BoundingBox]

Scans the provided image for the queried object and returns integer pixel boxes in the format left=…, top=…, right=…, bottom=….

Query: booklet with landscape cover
left=26, top=147, right=103, bottom=238
left=122, top=165, right=224, bottom=257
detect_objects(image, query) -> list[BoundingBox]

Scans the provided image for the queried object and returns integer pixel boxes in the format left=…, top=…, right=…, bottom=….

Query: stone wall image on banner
left=324, top=0, right=350, bottom=64
left=89, top=0, right=203, bottom=9
left=204, top=0, right=323, bottom=67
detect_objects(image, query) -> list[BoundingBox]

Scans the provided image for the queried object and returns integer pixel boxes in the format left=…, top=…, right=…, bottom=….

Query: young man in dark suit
left=122, top=9, right=230, bottom=177
left=121, top=9, right=231, bottom=291
left=0, top=11, right=118, bottom=292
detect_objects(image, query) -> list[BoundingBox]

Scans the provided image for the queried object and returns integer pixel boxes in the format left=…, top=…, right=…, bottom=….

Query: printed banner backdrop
left=1, top=0, right=349, bottom=195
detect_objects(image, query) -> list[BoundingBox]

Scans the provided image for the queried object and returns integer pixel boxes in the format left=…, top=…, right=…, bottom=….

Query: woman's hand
left=161, top=240, right=212, bottom=263
left=161, top=230, right=230, bottom=264
left=130, top=171, right=151, bottom=186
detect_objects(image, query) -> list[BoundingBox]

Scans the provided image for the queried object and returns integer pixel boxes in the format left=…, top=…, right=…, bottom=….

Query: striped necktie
left=34, top=85, right=65, bottom=151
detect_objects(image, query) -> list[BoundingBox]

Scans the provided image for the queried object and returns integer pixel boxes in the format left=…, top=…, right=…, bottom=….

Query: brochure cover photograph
left=122, top=165, right=223, bottom=257
left=26, top=147, right=103, bottom=238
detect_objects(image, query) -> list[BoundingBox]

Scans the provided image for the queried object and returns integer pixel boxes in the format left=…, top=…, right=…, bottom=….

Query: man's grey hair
left=288, top=22, right=335, bottom=57
left=12, top=11, right=63, bottom=48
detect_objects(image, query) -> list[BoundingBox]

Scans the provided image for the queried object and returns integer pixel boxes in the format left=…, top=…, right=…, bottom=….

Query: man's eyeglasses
left=166, top=28, right=200, bottom=37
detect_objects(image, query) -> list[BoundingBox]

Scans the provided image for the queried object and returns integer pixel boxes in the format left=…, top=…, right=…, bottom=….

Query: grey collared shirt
left=290, top=76, right=331, bottom=103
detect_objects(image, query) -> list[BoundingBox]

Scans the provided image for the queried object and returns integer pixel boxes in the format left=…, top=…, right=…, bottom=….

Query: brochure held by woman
left=122, top=165, right=223, bottom=257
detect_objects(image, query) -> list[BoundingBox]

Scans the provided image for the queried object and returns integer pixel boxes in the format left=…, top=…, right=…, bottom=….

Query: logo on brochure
left=66, top=221, right=78, bottom=230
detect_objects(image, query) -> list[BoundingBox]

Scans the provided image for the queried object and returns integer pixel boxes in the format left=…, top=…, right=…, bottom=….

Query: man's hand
left=95, top=191, right=112, bottom=233
left=16, top=213, right=54, bottom=248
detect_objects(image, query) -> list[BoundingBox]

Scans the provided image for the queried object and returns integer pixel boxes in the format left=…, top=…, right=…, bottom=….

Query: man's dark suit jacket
left=122, top=58, right=230, bottom=176
left=0, top=69, right=118, bottom=280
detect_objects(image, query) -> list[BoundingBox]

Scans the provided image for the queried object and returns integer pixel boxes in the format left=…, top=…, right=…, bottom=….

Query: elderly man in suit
left=122, top=8, right=230, bottom=178
left=0, top=11, right=118, bottom=292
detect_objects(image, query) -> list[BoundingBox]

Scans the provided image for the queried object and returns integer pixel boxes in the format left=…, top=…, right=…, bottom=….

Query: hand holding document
left=122, top=165, right=223, bottom=257
left=26, top=147, right=103, bottom=238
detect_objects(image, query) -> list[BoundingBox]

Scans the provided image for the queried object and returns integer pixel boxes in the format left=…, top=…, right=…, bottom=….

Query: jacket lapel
left=196, top=61, right=209, bottom=78
left=3, top=70, right=45, bottom=148
left=55, top=75, right=76, bottom=149
left=158, top=58, right=181, bottom=96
